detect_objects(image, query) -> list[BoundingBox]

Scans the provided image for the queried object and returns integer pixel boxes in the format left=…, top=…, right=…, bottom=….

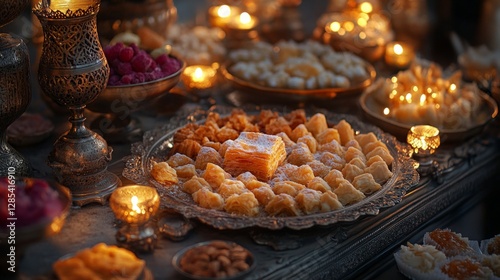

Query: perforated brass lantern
left=110, top=185, right=160, bottom=252
left=33, top=0, right=120, bottom=206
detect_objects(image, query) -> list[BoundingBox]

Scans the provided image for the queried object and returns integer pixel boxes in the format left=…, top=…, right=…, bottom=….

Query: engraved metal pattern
left=123, top=105, right=420, bottom=230
left=34, top=1, right=120, bottom=205
left=0, top=34, right=32, bottom=176
left=0, top=0, right=29, bottom=28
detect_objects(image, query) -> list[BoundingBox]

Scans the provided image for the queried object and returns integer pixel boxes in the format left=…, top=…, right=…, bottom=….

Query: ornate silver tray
left=123, top=106, right=419, bottom=230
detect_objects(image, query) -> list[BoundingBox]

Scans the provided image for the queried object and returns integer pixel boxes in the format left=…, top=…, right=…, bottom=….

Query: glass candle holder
left=407, top=125, right=440, bottom=156
left=181, top=65, right=218, bottom=91
left=208, top=4, right=241, bottom=29
left=109, top=185, right=160, bottom=252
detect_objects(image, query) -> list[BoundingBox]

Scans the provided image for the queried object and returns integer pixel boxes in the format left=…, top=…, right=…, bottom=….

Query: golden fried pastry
left=245, top=179, right=270, bottom=191
left=335, top=120, right=355, bottom=146
left=202, top=163, right=231, bottom=190
left=167, top=153, right=194, bottom=167
left=363, top=141, right=388, bottom=155
left=251, top=186, right=275, bottom=206
left=305, top=113, right=328, bottom=137
left=151, top=162, right=178, bottom=186
left=345, top=146, right=366, bottom=164
left=265, top=193, right=300, bottom=216
left=297, top=134, right=318, bottom=154
left=290, top=124, right=310, bottom=142
left=342, top=163, right=365, bottom=182
left=183, top=176, right=212, bottom=194
left=349, top=157, right=366, bottom=170
left=307, top=160, right=330, bottom=177
left=366, top=146, right=394, bottom=166
left=218, top=179, right=247, bottom=199
left=352, top=173, right=381, bottom=194
left=272, top=180, right=306, bottom=197
left=265, top=117, right=292, bottom=136
left=324, top=169, right=344, bottom=189
left=344, top=139, right=362, bottom=151
left=174, top=164, right=197, bottom=179
left=224, top=192, right=259, bottom=216
left=287, top=142, right=314, bottom=166
left=316, top=128, right=341, bottom=145
left=192, top=188, right=224, bottom=210
left=318, top=140, right=345, bottom=157
left=53, top=243, right=145, bottom=280
left=236, top=172, right=257, bottom=186
left=287, top=165, right=315, bottom=185
left=334, top=179, right=365, bottom=205
left=320, top=191, right=343, bottom=212
left=224, top=132, right=286, bottom=181
left=307, top=177, right=332, bottom=193
left=195, top=146, right=223, bottom=170
left=355, top=132, right=378, bottom=151
left=365, top=161, right=393, bottom=184
left=366, top=155, right=384, bottom=167
left=318, top=151, right=345, bottom=171
left=296, top=189, right=322, bottom=214
left=276, top=132, right=295, bottom=152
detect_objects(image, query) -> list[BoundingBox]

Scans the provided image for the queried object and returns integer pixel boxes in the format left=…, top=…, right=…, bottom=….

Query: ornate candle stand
left=33, top=0, right=120, bottom=206
left=0, top=0, right=32, bottom=177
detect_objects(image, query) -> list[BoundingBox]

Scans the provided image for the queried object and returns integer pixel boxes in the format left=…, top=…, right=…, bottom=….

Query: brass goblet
left=0, top=0, right=32, bottom=177
left=33, top=0, right=121, bottom=206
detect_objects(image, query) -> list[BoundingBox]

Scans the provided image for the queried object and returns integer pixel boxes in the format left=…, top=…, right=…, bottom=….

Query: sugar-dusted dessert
left=53, top=243, right=146, bottom=280
left=423, top=228, right=478, bottom=258
left=440, top=258, right=494, bottom=280
left=227, top=40, right=370, bottom=90
left=394, top=242, right=446, bottom=279
left=481, top=234, right=500, bottom=255
left=151, top=109, right=394, bottom=217
left=481, top=254, right=500, bottom=278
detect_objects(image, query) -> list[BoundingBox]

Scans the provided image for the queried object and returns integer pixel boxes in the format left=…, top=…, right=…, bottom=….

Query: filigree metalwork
left=0, top=34, right=32, bottom=176
left=123, top=105, right=419, bottom=230
left=34, top=1, right=120, bottom=206
left=0, top=0, right=29, bottom=28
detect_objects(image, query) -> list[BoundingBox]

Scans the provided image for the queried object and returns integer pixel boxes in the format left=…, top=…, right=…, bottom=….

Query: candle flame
left=393, top=43, right=403, bottom=55
left=240, top=12, right=251, bottom=25
left=419, top=94, right=426, bottom=106
left=449, top=83, right=457, bottom=92
left=405, top=93, right=412, bottom=103
left=217, top=5, right=231, bottom=18
left=383, top=107, right=390, bottom=115
left=193, top=67, right=205, bottom=82
left=329, top=21, right=341, bottom=32
left=131, top=196, right=141, bottom=214
left=391, top=76, right=398, bottom=83
left=360, top=2, right=373, bottom=13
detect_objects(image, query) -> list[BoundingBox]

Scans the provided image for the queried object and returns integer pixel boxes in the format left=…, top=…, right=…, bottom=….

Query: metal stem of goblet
left=33, top=1, right=121, bottom=206
left=116, top=221, right=157, bottom=253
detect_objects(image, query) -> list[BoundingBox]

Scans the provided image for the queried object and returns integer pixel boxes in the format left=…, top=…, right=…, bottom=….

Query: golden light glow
left=449, top=83, right=457, bottom=92
left=344, top=21, right=355, bottom=32
left=239, top=12, right=251, bottom=25
left=407, top=125, right=441, bottom=155
left=393, top=43, right=404, bottom=55
left=405, top=93, right=412, bottom=103
left=412, top=86, right=418, bottom=92
left=131, top=196, right=141, bottom=214
left=419, top=94, right=426, bottom=106
left=360, top=2, right=373, bottom=13
left=391, top=76, right=398, bottom=83
left=193, top=67, right=204, bottom=82
left=217, top=5, right=231, bottom=18
left=329, top=21, right=341, bottom=32
left=338, top=28, right=346, bottom=36
left=182, top=65, right=218, bottom=90
left=383, top=107, right=390, bottom=115
left=357, top=17, right=368, bottom=27
left=359, top=31, right=366, bottom=40
left=431, top=92, right=438, bottom=99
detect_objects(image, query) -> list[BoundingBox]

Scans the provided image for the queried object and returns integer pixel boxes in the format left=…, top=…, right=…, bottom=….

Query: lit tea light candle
left=208, top=5, right=241, bottom=28
left=359, top=2, right=373, bottom=13
left=385, top=41, right=415, bottom=68
left=110, top=185, right=160, bottom=225
left=407, top=125, right=440, bottom=156
left=182, top=65, right=218, bottom=91
left=228, top=12, right=257, bottom=30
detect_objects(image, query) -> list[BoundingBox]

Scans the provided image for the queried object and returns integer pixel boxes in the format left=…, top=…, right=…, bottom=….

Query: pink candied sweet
left=118, top=46, right=134, bottom=63
left=131, top=53, right=153, bottom=73
left=104, top=42, right=124, bottom=61
left=116, top=62, right=133, bottom=76
left=120, top=74, right=134, bottom=85
left=0, top=178, right=64, bottom=228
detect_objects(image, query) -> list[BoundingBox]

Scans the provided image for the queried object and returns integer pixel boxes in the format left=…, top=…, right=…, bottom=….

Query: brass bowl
left=86, top=56, right=184, bottom=142
left=87, top=56, right=184, bottom=114
left=359, top=86, right=499, bottom=143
